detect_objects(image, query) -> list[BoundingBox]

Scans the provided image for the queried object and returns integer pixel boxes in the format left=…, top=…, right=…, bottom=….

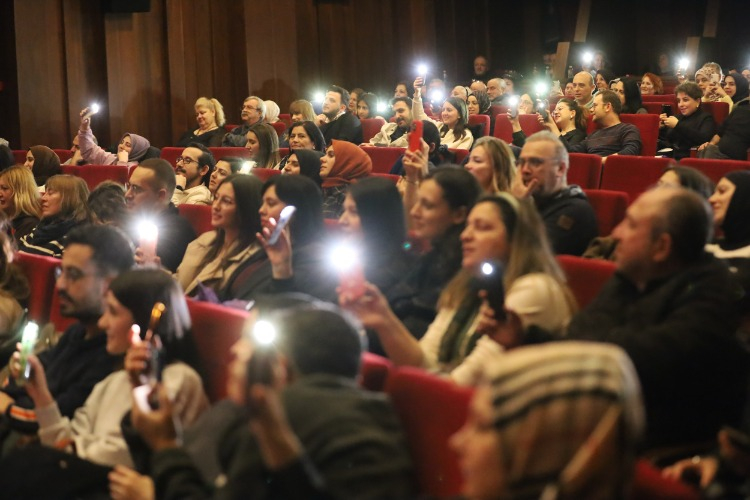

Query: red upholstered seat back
left=177, top=204, right=213, bottom=236
left=493, top=115, right=513, bottom=143
left=468, top=114, right=489, bottom=137
left=270, top=122, right=286, bottom=138
left=620, top=113, right=660, bottom=156
left=15, top=253, right=59, bottom=324
left=361, top=146, right=405, bottom=174
left=518, top=113, right=545, bottom=136
left=584, top=189, right=629, bottom=236
left=599, top=156, right=672, bottom=202
left=361, top=118, right=386, bottom=143
left=556, top=255, right=616, bottom=308
left=701, top=101, right=730, bottom=126
left=568, top=153, right=603, bottom=189
left=359, top=352, right=392, bottom=391
left=386, top=367, right=474, bottom=497
left=70, top=164, right=131, bottom=190
left=630, top=459, right=701, bottom=500
left=160, top=147, right=182, bottom=167
left=678, top=158, right=750, bottom=184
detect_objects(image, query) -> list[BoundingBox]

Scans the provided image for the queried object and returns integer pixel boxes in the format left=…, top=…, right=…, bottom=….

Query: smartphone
left=408, top=120, right=423, bottom=152
left=710, top=73, right=720, bottom=85
left=339, top=261, right=365, bottom=300
left=16, top=321, right=39, bottom=386
left=472, top=261, right=506, bottom=321
left=138, top=221, right=159, bottom=266
left=536, top=100, right=549, bottom=121
left=661, top=104, right=672, bottom=117
left=143, top=303, right=166, bottom=409
left=507, top=96, right=519, bottom=119
left=266, top=205, right=296, bottom=245
left=247, top=347, right=277, bottom=387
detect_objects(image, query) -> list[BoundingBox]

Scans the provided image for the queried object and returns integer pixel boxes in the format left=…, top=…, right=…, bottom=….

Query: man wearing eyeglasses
left=0, top=225, right=134, bottom=442
left=171, top=143, right=215, bottom=206
left=222, top=96, right=266, bottom=147
left=125, top=158, right=196, bottom=272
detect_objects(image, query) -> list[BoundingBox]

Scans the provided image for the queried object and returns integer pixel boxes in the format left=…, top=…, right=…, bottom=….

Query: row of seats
left=11, top=149, right=73, bottom=165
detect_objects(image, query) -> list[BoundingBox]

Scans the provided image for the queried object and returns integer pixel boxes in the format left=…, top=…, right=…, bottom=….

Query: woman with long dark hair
left=611, top=77, right=647, bottom=114
left=412, top=78, right=474, bottom=149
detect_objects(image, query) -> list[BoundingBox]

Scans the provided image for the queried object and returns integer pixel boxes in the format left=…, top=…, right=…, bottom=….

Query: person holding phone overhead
left=77, top=107, right=152, bottom=167
left=412, top=77, right=474, bottom=150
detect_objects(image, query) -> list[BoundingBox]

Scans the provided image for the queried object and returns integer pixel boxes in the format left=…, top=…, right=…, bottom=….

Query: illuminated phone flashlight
left=481, top=261, right=495, bottom=276
left=330, top=242, right=360, bottom=272
left=429, top=88, right=444, bottom=102
left=252, top=319, right=277, bottom=346
left=507, top=95, right=519, bottom=107
left=138, top=220, right=159, bottom=266
left=330, top=242, right=365, bottom=299
left=376, top=101, right=388, bottom=113
left=240, top=160, right=256, bottom=174
left=17, top=321, right=39, bottom=384
left=581, top=52, right=593, bottom=65
left=678, top=57, right=689, bottom=71
left=90, top=103, right=101, bottom=114
left=417, top=63, right=428, bottom=78
left=534, top=81, right=548, bottom=96
left=313, top=91, right=326, bottom=104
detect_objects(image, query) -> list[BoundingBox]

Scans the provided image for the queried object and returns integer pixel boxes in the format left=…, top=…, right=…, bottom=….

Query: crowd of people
left=0, top=51, right=748, bottom=499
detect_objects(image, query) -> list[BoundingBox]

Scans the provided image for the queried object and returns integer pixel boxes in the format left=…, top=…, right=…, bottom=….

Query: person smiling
left=412, top=77, right=474, bottom=149
left=176, top=97, right=226, bottom=148
left=278, top=121, right=325, bottom=170
left=171, top=143, right=215, bottom=206
left=368, top=97, right=413, bottom=147
left=658, top=82, right=716, bottom=160
left=706, top=171, right=750, bottom=258
left=77, top=107, right=151, bottom=167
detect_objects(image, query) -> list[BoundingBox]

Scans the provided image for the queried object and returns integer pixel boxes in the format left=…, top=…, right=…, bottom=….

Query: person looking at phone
left=222, top=95, right=266, bottom=147
left=171, top=143, right=215, bottom=206
left=367, top=97, right=414, bottom=147
left=126, top=159, right=196, bottom=272
left=567, top=186, right=748, bottom=448
left=0, top=225, right=134, bottom=450
left=658, top=82, right=716, bottom=160
left=412, top=77, right=474, bottom=150
left=565, top=90, right=642, bottom=158
left=315, top=85, right=363, bottom=145
left=78, top=107, right=152, bottom=167
left=340, top=192, right=576, bottom=386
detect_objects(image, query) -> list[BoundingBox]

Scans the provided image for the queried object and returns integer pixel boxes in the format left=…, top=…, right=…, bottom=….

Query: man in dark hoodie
left=512, top=130, right=598, bottom=255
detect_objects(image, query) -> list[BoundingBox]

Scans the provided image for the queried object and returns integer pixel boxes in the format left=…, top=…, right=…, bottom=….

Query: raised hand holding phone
left=132, top=303, right=166, bottom=412
left=138, top=220, right=159, bottom=267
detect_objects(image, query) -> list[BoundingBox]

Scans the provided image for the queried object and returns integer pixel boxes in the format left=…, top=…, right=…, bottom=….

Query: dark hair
left=674, top=81, right=703, bottom=101
left=424, top=166, right=481, bottom=235
left=665, top=165, right=715, bottom=199
left=65, top=224, right=135, bottom=276
left=350, top=87, right=365, bottom=98
left=556, top=98, right=587, bottom=133
left=440, top=97, right=469, bottom=140
left=247, top=123, right=280, bottom=169
left=217, top=156, right=244, bottom=174
left=659, top=189, right=712, bottom=265
left=0, top=145, right=14, bottom=172
left=108, top=268, right=199, bottom=368
left=88, top=181, right=128, bottom=227
left=261, top=175, right=323, bottom=247
left=267, top=302, right=364, bottom=378
left=288, top=149, right=324, bottom=186
left=201, top=174, right=263, bottom=267
left=328, top=85, right=350, bottom=111
left=598, top=89, right=622, bottom=114
left=288, top=121, right=326, bottom=152
left=355, top=93, right=378, bottom=119
left=618, top=77, right=644, bottom=114
left=186, top=142, right=216, bottom=186
left=138, top=158, right=177, bottom=197
left=349, top=177, right=406, bottom=259
left=596, top=69, right=615, bottom=88
left=395, top=81, right=410, bottom=97
left=470, top=90, right=491, bottom=114
left=726, top=72, right=750, bottom=104
left=28, top=146, right=62, bottom=186
left=391, top=96, right=413, bottom=108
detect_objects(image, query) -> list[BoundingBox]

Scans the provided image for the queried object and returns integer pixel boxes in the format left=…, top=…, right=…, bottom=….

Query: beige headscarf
left=486, top=341, right=645, bottom=499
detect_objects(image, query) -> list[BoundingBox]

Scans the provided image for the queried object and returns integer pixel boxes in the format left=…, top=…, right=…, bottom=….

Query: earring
left=570, top=115, right=574, bottom=120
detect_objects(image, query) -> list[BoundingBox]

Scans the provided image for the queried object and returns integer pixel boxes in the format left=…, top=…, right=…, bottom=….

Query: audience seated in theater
left=128, top=159, right=196, bottom=272
left=595, top=68, right=615, bottom=92
left=392, top=166, right=480, bottom=338
left=282, top=149, right=324, bottom=187
left=316, top=86, right=363, bottom=145
left=355, top=92, right=380, bottom=120
left=78, top=107, right=151, bottom=167
left=171, top=143, right=215, bottom=206
left=228, top=175, right=329, bottom=302
left=390, top=120, right=444, bottom=178
left=451, top=85, right=470, bottom=103
left=63, top=134, right=87, bottom=166
left=263, top=100, right=280, bottom=124
left=465, top=136, right=516, bottom=194
left=696, top=65, right=734, bottom=107
left=469, top=80, right=487, bottom=94
left=706, top=171, right=750, bottom=258
left=87, top=181, right=128, bottom=229
left=534, top=97, right=588, bottom=147
left=611, top=77, right=647, bottom=114
left=6, top=268, right=207, bottom=472
left=394, top=81, right=409, bottom=98
left=368, top=97, right=413, bottom=147
left=0, top=226, right=28, bottom=366
left=724, top=71, right=750, bottom=107
left=279, top=121, right=325, bottom=170
left=288, top=99, right=316, bottom=123
left=517, top=93, right=535, bottom=115
left=319, top=140, right=372, bottom=218
left=174, top=174, right=263, bottom=297
left=467, top=90, right=491, bottom=117
left=0, top=226, right=132, bottom=452
left=245, top=123, right=280, bottom=170
left=413, top=77, right=474, bottom=150
left=209, top=157, right=243, bottom=198
left=348, top=88, right=364, bottom=114
left=567, top=186, right=749, bottom=448
left=0, top=166, right=41, bottom=242
left=566, top=90, right=642, bottom=158
left=0, top=145, right=14, bottom=172
left=222, top=95, right=265, bottom=147
left=452, top=342, right=643, bottom=500
left=697, top=89, right=750, bottom=160
left=23, top=145, right=61, bottom=187
left=512, top=131, right=598, bottom=256
left=640, top=72, right=664, bottom=95
left=176, top=97, right=226, bottom=148
left=659, top=81, right=716, bottom=160
left=341, top=192, right=576, bottom=385
left=122, top=298, right=413, bottom=500
left=19, top=175, right=89, bottom=258
left=572, top=71, right=596, bottom=111
left=487, top=78, right=506, bottom=105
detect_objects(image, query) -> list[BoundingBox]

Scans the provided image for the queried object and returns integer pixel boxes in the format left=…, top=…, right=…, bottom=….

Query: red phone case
left=409, top=120, right=423, bottom=152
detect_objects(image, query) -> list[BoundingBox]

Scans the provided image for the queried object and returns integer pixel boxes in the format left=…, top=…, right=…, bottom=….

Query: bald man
left=572, top=71, right=595, bottom=110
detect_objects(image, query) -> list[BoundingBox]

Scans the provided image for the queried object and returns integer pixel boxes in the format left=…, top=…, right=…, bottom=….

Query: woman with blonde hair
left=464, top=136, right=515, bottom=193
left=288, top=99, right=316, bottom=123
left=341, top=193, right=576, bottom=385
left=177, top=97, right=227, bottom=148
left=18, top=175, right=89, bottom=258
left=0, top=165, right=42, bottom=242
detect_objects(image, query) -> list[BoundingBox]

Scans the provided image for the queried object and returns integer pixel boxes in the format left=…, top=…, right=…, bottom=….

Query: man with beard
left=171, top=143, right=215, bottom=206
left=222, top=96, right=266, bottom=147
left=367, top=97, right=414, bottom=147
left=0, top=225, right=134, bottom=439
left=126, top=158, right=196, bottom=272
left=316, top=85, right=362, bottom=145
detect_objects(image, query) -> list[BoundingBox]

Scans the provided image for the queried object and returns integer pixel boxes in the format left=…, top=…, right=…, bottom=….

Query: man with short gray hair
left=512, top=131, right=597, bottom=255
left=222, top=96, right=266, bottom=146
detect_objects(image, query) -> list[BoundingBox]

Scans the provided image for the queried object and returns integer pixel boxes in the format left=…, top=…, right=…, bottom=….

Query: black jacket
left=319, top=113, right=363, bottom=145
left=534, top=185, right=598, bottom=256
left=662, top=108, right=716, bottom=160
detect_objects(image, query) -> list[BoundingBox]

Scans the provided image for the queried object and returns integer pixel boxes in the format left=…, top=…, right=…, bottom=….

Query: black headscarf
left=727, top=72, right=750, bottom=104
left=720, top=171, right=750, bottom=250
left=291, top=149, right=324, bottom=187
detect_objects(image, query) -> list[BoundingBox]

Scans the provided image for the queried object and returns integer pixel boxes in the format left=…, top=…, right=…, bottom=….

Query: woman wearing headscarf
left=319, top=140, right=372, bottom=218
left=282, top=149, right=324, bottom=187
left=23, top=146, right=62, bottom=186
left=723, top=71, right=750, bottom=109
left=77, top=107, right=151, bottom=166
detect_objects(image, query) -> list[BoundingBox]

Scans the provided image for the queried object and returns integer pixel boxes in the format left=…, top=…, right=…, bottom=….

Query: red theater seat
left=361, top=146, right=405, bottom=174
left=493, top=115, right=513, bottom=143
left=621, top=114, right=660, bottom=156
left=568, top=153, right=603, bottom=189
left=178, top=204, right=213, bottom=236
left=12, top=150, right=25, bottom=165
left=678, top=158, right=750, bottom=184
left=584, top=189, right=629, bottom=236
left=556, top=255, right=616, bottom=308
left=187, top=299, right=250, bottom=402
left=468, top=114, right=490, bottom=137
left=160, top=147, right=182, bottom=167
left=600, top=156, right=671, bottom=201
left=386, top=367, right=473, bottom=498
left=701, top=101, right=730, bottom=126
left=360, top=352, right=392, bottom=391
left=641, top=94, right=675, bottom=103
left=361, top=118, right=386, bottom=143
left=270, top=122, right=286, bottom=138
left=518, top=113, right=545, bottom=137
left=208, top=147, right=252, bottom=160
left=250, top=168, right=281, bottom=182
left=450, top=148, right=469, bottom=164
left=278, top=114, right=292, bottom=127
left=74, top=164, right=131, bottom=190
left=370, top=173, right=400, bottom=185
left=53, top=149, right=73, bottom=163
left=630, top=460, right=701, bottom=500
left=15, top=253, right=59, bottom=324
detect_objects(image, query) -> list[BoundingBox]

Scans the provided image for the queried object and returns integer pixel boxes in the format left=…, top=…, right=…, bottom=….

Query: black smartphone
left=661, top=104, right=672, bottom=117
left=536, top=99, right=549, bottom=120
left=471, top=261, right=506, bottom=321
